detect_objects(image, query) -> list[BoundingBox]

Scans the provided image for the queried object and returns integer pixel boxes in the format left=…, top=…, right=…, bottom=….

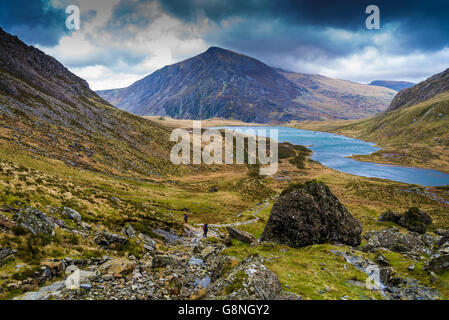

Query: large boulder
left=207, top=254, right=300, bottom=300
left=260, top=182, right=362, bottom=247
left=99, top=258, right=136, bottom=277
left=397, top=208, right=432, bottom=234
left=227, top=227, right=255, bottom=244
left=379, top=210, right=401, bottom=224
left=13, top=207, right=55, bottom=236
left=378, top=208, right=432, bottom=234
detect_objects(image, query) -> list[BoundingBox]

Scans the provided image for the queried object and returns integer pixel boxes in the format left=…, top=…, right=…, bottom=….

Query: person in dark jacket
left=203, top=223, right=208, bottom=237
left=184, top=214, right=188, bottom=224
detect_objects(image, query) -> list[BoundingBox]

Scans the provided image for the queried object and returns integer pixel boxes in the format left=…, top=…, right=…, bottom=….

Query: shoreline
left=144, top=115, right=449, bottom=178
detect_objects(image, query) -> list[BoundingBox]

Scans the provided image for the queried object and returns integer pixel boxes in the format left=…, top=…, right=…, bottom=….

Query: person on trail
left=184, top=213, right=188, bottom=224
left=203, top=223, right=208, bottom=238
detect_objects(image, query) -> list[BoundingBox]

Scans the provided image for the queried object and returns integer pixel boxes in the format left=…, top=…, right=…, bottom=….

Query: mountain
left=0, top=28, right=178, bottom=177
left=98, top=47, right=312, bottom=123
left=277, top=70, right=397, bottom=120
left=369, top=80, right=415, bottom=92
left=386, top=68, right=449, bottom=112
left=98, top=47, right=396, bottom=122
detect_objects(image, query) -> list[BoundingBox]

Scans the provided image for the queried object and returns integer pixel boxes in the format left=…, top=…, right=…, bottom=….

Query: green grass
left=224, top=241, right=384, bottom=300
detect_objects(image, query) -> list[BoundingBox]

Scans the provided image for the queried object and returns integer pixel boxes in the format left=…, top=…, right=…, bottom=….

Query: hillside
left=387, top=68, right=449, bottom=111
left=369, top=80, right=415, bottom=92
left=277, top=70, right=397, bottom=119
left=98, top=47, right=396, bottom=123
left=0, top=28, right=179, bottom=178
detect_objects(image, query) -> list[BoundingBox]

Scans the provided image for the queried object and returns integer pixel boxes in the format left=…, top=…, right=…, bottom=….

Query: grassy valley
left=2, top=131, right=449, bottom=299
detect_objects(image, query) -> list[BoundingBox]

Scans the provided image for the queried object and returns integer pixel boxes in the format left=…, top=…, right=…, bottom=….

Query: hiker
left=203, top=223, right=208, bottom=237
left=184, top=213, right=188, bottom=224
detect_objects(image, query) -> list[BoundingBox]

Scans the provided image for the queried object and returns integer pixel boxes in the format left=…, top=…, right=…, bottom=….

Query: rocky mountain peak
left=0, top=27, right=90, bottom=99
left=0, top=28, right=177, bottom=177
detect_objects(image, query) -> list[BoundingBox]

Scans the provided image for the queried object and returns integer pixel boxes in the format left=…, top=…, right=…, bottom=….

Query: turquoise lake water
left=213, top=126, right=449, bottom=187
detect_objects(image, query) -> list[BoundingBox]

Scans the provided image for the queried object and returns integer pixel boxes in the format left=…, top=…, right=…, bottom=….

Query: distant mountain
left=98, top=47, right=396, bottom=122
left=386, top=68, right=449, bottom=112
left=277, top=70, right=397, bottom=120
left=369, top=80, right=415, bottom=92
left=0, top=28, right=178, bottom=177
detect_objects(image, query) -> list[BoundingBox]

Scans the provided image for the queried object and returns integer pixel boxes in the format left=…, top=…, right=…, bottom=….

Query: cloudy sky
left=1, top=0, right=449, bottom=90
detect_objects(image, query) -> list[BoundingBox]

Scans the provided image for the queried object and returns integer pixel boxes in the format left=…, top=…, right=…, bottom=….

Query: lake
left=213, top=126, right=449, bottom=187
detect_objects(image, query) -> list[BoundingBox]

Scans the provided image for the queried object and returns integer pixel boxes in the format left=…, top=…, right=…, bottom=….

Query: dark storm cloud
left=160, top=0, right=449, bottom=53
left=0, top=0, right=70, bottom=46
left=105, top=0, right=153, bottom=32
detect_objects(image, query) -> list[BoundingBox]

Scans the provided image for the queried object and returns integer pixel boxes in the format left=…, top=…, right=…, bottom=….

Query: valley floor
left=1, top=122, right=449, bottom=300
left=148, top=116, right=449, bottom=176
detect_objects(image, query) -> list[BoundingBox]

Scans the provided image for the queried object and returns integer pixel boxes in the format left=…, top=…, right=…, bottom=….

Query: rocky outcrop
left=429, top=254, right=449, bottom=273
left=207, top=254, right=301, bottom=300
left=438, top=231, right=449, bottom=247
left=137, top=233, right=156, bottom=251
left=261, top=182, right=362, bottom=247
left=379, top=208, right=432, bottom=234
left=361, top=228, right=437, bottom=255
left=0, top=248, right=16, bottom=265
left=398, top=208, right=432, bottom=234
left=428, top=240, right=449, bottom=273
left=124, top=225, right=136, bottom=238
left=61, top=207, right=82, bottom=223
left=379, top=210, right=401, bottom=224
left=227, top=227, right=255, bottom=244
left=95, top=232, right=128, bottom=247
left=13, top=207, right=55, bottom=236
left=0, top=214, right=16, bottom=230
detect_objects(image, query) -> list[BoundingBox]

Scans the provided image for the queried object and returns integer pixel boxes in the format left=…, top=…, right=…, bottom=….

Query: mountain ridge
left=277, top=69, right=396, bottom=120
left=98, top=47, right=396, bottom=122
left=0, top=27, right=180, bottom=177
left=387, top=68, right=449, bottom=112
